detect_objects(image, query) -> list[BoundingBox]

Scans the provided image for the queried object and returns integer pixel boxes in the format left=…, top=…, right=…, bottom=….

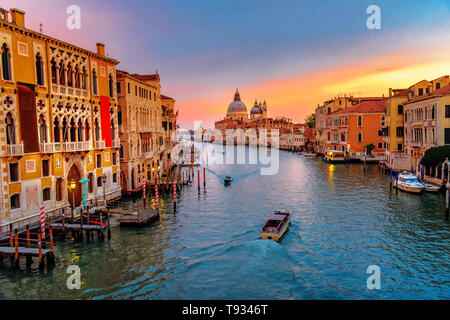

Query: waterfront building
left=382, top=88, right=409, bottom=170
left=0, top=8, right=120, bottom=233
left=323, top=98, right=387, bottom=160
left=117, top=70, right=177, bottom=193
left=280, top=132, right=305, bottom=151
left=404, top=75, right=450, bottom=173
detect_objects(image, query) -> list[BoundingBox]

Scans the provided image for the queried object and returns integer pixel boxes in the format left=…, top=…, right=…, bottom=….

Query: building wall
left=347, top=113, right=385, bottom=154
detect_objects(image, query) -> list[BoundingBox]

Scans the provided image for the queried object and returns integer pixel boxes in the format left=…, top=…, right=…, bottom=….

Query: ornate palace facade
left=0, top=8, right=121, bottom=232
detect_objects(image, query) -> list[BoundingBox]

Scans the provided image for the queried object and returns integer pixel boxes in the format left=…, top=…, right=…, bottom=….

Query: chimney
left=389, top=88, right=392, bottom=97
left=0, top=8, right=8, bottom=21
left=96, top=42, right=105, bottom=56
left=10, top=8, right=25, bottom=27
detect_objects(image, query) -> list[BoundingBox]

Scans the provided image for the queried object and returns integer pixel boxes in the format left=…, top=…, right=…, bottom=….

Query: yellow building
left=404, top=75, right=450, bottom=172
left=0, top=8, right=120, bottom=234
left=382, top=88, right=409, bottom=169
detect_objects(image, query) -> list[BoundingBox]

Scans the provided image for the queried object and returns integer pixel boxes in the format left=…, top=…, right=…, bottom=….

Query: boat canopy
left=268, top=215, right=286, bottom=221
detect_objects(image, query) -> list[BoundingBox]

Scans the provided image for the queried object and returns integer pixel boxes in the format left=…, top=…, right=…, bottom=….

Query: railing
left=51, top=84, right=89, bottom=98
left=95, top=140, right=106, bottom=150
left=3, top=143, right=24, bottom=156
left=40, top=143, right=54, bottom=153
left=112, top=140, right=120, bottom=148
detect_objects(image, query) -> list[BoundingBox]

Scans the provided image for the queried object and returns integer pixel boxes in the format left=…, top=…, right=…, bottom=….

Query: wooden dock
left=0, top=229, right=55, bottom=269
left=119, top=209, right=159, bottom=226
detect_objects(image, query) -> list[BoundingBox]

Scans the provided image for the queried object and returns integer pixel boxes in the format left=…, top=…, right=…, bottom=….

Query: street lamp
left=69, top=179, right=76, bottom=220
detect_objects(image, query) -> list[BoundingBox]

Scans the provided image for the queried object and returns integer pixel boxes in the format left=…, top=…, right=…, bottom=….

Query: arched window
left=59, top=61, right=65, bottom=85
left=1, top=43, right=12, bottom=80
left=77, top=119, right=83, bottom=141
left=111, top=119, right=115, bottom=140
left=51, top=59, right=57, bottom=84
left=81, top=67, right=87, bottom=90
left=38, top=114, right=47, bottom=143
left=10, top=194, right=20, bottom=209
left=85, top=120, right=90, bottom=142
left=67, top=63, right=73, bottom=87
left=53, top=118, right=60, bottom=142
left=5, top=112, right=16, bottom=145
left=120, top=144, right=124, bottom=159
left=95, top=118, right=100, bottom=141
left=109, top=74, right=114, bottom=97
left=74, top=65, right=80, bottom=88
left=92, top=69, right=98, bottom=95
left=35, top=53, right=44, bottom=86
left=70, top=118, right=76, bottom=142
left=56, top=178, right=63, bottom=201
left=62, top=117, right=69, bottom=142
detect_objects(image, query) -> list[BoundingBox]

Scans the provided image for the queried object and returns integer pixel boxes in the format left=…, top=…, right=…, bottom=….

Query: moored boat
left=323, top=150, right=345, bottom=163
left=303, top=153, right=317, bottom=158
left=423, top=182, right=440, bottom=193
left=394, top=172, right=424, bottom=194
left=260, top=211, right=291, bottom=241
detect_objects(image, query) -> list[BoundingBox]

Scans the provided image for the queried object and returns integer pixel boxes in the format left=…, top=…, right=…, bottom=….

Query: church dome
left=227, top=89, right=247, bottom=113
left=250, top=100, right=263, bottom=115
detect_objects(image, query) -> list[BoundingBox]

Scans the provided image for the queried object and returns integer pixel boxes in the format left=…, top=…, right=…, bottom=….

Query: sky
left=3, top=0, right=450, bottom=128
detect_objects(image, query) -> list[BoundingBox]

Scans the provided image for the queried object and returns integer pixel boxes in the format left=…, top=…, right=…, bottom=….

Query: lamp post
left=69, top=179, right=76, bottom=220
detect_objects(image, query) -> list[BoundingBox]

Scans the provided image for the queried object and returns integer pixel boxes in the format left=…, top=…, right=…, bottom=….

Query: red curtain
left=100, top=96, right=112, bottom=147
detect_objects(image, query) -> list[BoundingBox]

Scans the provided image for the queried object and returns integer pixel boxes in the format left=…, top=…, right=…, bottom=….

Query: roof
left=345, top=99, right=386, bottom=113
left=161, top=94, right=175, bottom=100
left=130, top=73, right=160, bottom=82
left=404, top=84, right=450, bottom=105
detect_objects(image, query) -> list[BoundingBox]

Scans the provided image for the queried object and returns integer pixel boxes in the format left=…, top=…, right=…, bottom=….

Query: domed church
left=250, top=100, right=268, bottom=119
left=226, top=89, right=248, bottom=122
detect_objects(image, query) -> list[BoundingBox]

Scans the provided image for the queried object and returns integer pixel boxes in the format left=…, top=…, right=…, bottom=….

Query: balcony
left=144, top=151, right=155, bottom=159
left=3, top=143, right=24, bottom=157
left=95, top=140, right=106, bottom=150
left=40, top=143, right=54, bottom=153
left=51, top=84, right=89, bottom=98
left=112, top=139, right=120, bottom=148
left=62, top=141, right=91, bottom=152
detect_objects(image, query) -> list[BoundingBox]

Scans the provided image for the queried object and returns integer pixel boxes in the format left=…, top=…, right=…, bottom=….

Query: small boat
left=260, top=211, right=291, bottom=241
left=323, top=150, right=346, bottom=163
left=224, top=176, right=233, bottom=184
left=303, top=153, right=317, bottom=158
left=423, top=182, right=440, bottom=193
left=393, top=172, right=424, bottom=194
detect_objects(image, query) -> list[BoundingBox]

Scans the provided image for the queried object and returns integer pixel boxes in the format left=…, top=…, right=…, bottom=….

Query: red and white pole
left=173, top=181, right=177, bottom=212
left=40, top=205, right=46, bottom=239
left=143, top=178, right=146, bottom=200
left=155, top=185, right=159, bottom=210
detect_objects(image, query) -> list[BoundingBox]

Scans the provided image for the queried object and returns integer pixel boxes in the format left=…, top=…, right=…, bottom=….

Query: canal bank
left=0, top=146, right=448, bottom=299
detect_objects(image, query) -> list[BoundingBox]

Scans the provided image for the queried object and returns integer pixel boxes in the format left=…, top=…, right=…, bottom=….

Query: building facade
left=0, top=8, right=121, bottom=232
left=117, top=70, right=176, bottom=193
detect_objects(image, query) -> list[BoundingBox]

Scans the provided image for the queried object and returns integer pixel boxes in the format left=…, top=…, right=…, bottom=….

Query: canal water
left=0, top=145, right=449, bottom=299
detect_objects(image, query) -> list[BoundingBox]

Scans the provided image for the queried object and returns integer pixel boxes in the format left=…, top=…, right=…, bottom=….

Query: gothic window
left=51, top=59, right=57, bottom=84
left=59, top=61, right=65, bottom=85
left=85, top=120, right=90, bottom=141
left=62, top=117, right=69, bottom=142
left=53, top=118, right=60, bottom=142
left=77, top=119, right=83, bottom=141
left=70, top=118, right=76, bottom=142
left=1, top=43, right=12, bottom=80
left=81, top=67, right=87, bottom=90
left=95, top=118, right=101, bottom=141
left=38, top=114, right=47, bottom=143
left=35, top=53, right=44, bottom=86
left=92, top=69, right=98, bottom=95
left=111, top=119, right=115, bottom=140
left=120, top=145, right=124, bottom=159
left=67, top=63, right=73, bottom=87
left=74, top=65, right=80, bottom=88
left=5, top=112, right=16, bottom=144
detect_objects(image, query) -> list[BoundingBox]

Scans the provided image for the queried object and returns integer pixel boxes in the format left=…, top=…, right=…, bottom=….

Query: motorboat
left=323, top=150, right=346, bottom=163
left=393, top=172, right=424, bottom=194
left=224, top=176, right=233, bottom=185
left=303, top=153, right=317, bottom=158
left=260, top=211, right=291, bottom=241
left=423, top=182, right=440, bottom=193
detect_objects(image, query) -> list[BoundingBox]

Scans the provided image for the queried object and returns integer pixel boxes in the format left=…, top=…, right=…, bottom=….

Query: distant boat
left=260, top=211, right=291, bottom=241
left=302, top=153, right=317, bottom=158
left=394, top=172, right=424, bottom=194
left=323, top=150, right=345, bottom=163
left=224, top=176, right=233, bottom=185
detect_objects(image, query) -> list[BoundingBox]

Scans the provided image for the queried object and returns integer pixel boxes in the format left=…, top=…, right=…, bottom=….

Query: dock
left=118, top=200, right=160, bottom=226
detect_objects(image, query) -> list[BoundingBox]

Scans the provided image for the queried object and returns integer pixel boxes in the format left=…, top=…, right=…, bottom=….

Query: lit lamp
left=68, top=178, right=76, bottom=213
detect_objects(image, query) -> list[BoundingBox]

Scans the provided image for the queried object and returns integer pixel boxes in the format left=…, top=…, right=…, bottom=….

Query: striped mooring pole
left=40, top=205, right=46, bottom=239
left=143, top=178, right=146, bottom=200
left=173, top=181, right=177, bottom=212
left=155, top=185, right=159, bottom=213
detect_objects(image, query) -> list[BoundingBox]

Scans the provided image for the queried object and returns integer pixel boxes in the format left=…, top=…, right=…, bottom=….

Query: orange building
left=324, top=98, right=387, bottom=160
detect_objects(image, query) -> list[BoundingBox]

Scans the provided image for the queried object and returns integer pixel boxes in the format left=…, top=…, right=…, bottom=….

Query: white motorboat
left=393, top=172, right=424, bottom=194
